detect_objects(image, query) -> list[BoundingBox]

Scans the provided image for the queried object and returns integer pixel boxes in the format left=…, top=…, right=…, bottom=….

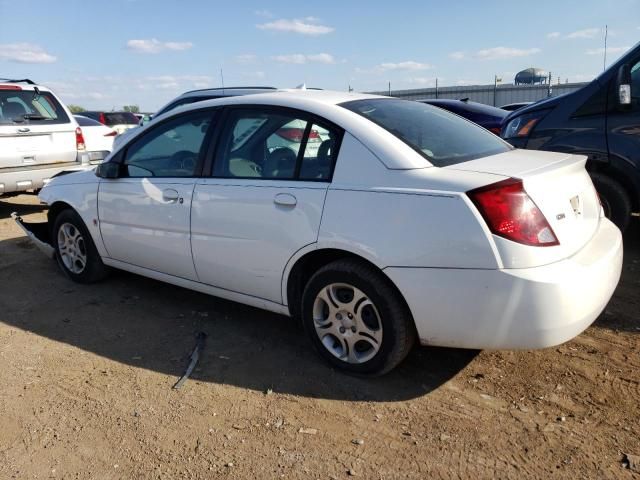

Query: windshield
left=0, top=90, right=69, bottom=125
left=341, top=98, right=512, bottom=167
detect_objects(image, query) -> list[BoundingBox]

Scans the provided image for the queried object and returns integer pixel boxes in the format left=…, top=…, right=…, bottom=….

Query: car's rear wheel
left=52, top=209, right=109, bottom=283
left=591, top=173, right=631, bottom=232
left=301, top=259, right=415, bottom=376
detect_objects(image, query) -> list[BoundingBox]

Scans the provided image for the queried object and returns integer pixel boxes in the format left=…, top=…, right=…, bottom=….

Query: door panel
left=191, top=180, right=327, bottom=302
left=98, top=178, right=198, bottom=280
left=97, top=109, right=215, bottom=280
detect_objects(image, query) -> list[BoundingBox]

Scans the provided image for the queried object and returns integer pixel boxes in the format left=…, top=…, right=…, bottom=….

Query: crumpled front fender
left=11, top=212, right=55, bottom=259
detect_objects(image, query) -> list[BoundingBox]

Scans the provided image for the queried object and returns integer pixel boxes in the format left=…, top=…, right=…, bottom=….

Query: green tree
left=123, top=105, right=140, bottom=113
left=67, top=104, right=86, bottom=113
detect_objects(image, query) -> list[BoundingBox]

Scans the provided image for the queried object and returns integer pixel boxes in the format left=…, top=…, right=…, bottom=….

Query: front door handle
left=162, top=188, right=181, bottom=203
left=274, top=193, right=297, bottom=207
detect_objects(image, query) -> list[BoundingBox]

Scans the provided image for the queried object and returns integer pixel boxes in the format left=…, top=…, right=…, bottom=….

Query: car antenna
left=220, top=68, right=225, bottom=95
left=295, top=83, right=307, bottom=90
left=460, top=97, right=470, bottom=102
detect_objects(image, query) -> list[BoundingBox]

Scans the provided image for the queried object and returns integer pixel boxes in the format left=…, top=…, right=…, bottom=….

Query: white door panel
left=98, top=178, right=197, bottom=280
left=191, top=180, right=327, bottom=302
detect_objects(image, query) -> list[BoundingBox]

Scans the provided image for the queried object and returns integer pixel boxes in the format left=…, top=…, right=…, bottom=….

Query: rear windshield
left=0, top=89, right=70, bottom=125
left=103, top=112, right=139, bottom=126
left=341, top=98, right=511, bottom=167
left=74, top=115, right=102, bottom=127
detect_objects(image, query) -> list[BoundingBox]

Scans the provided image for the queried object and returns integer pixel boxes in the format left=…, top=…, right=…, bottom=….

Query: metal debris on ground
left=173, top=331, right=207, bottom=389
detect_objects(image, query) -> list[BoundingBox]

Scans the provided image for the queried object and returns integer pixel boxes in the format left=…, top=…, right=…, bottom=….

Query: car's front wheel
left=52, top=209, right=109, bottom=283
left=301, top=259, right=416, bottom=376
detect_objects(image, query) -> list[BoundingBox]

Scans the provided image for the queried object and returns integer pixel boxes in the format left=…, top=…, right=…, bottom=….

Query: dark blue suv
left=502, top=42, right=640, bottom=232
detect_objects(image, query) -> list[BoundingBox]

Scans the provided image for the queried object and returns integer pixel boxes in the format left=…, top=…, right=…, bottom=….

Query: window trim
left=118, top=107, right=220, bottom=179
left=204, top=104, right=344, bottom=183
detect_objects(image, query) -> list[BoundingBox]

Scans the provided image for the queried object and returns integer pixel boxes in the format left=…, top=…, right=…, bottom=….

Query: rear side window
left=341, top=98, right=511, bottom=167
left=0, top=90, right=70, bottom=125
left=213, top=108, right=340, bottom=181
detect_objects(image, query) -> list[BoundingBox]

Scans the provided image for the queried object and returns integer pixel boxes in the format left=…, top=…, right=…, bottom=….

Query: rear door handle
left=162, top=188, right=182, bottom=203
left=274, top=193, right=297, bottom=207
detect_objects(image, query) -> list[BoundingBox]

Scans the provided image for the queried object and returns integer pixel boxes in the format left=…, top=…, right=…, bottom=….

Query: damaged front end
left=11, top=212, right=55, bottom=259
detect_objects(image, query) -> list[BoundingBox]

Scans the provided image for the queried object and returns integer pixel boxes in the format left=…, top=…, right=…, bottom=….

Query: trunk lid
left=449, top=149, right=601, bottom=268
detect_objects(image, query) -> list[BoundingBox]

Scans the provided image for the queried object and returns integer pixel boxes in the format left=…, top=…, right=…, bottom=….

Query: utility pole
left=388, top=81, right=391, bottom=96
left=603, top=24, right=608, bottom=71
left=220, top=68, right=225, bottom=94
left=547, top=71, right=553, bottom=97
left=435, top=77, right=438, bottom=99
left=493, top=75, right=501, bottom=106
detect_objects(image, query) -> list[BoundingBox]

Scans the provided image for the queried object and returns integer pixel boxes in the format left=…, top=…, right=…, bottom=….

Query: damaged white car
left=14, top=90, right=623, bottom=375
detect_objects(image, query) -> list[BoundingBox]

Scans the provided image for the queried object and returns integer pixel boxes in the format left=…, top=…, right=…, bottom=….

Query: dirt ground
left=0, top=193, right=638, bottom=480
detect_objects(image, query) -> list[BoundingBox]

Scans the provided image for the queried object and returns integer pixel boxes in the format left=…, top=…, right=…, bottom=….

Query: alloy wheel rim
left=312, top=283, right=383, bottom=364
left=57, top=223, right=87, bottom=274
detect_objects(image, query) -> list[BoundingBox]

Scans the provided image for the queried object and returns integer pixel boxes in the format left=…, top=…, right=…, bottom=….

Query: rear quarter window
left=341, top=98, right=511, bottom=167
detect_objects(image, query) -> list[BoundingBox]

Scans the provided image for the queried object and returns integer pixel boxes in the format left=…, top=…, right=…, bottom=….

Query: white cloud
left=235, top=54, right=257, bottom=64
left=0, top=43, right=56, bottom=63
left=126, top=38, right=193, bottom=54
left=586, top=46, right=630, bottom=55
left=449, top=51, right=465, bottom=60
left=272, top=53, right=335, bottom=64
left=257, top=18, right=334, bottom=35
left=377, top=61, right=432, bottom=71
left=546, top=32, right=561, bottom=39
left=475, top=47, right=541, bottom=60
left=566, top=28, right=600, bottom=39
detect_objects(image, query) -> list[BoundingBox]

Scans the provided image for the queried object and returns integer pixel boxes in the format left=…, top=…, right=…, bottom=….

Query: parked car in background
left=81, top=111, right=139, bottom=134
left=17, top=90, right=622, bottom=376
left=0, top=79, right=90, bottom=196
left=419, top=98, right=508, bottom=134
left=502, top=41, right=640, bottom=231
left=74, top=115, right=116, bottom=164
left=500, top=102, right=533, bottom=111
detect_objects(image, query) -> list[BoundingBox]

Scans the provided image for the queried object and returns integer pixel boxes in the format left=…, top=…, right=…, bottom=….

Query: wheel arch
left=283, top=247, right=413, bottom=324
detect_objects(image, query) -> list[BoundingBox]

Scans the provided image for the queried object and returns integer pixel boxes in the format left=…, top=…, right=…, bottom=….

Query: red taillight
left=468, top=178, right=559, bottom=247
left=75, top=127, right=86, bottom=151
left=104, top=130, right=117, bottom=137
left=276, top=127, right=305, bottom=142
left=0, top=84, right=22, bottom=90
left=275, top=127, right=321, bottom=142
left=98, top=113, right=106, bottom=125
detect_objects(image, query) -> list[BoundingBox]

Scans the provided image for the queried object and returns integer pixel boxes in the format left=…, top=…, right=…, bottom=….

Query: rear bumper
left=0, top=163, right=91, bottom=194
left=385, top=218, right=623, bottom=350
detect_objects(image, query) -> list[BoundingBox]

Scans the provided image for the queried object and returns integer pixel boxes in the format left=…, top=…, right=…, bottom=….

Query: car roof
left=119, top=89, right=431, bottom=170
left=0, top=79, right=52, bottom=92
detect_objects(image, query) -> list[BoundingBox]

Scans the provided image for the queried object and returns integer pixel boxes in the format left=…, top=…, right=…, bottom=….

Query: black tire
left=301, top=259, right=416, bottom=376
left=52, top=209, right=109, bottom=283
left=590, top=173, right=631, bottom=232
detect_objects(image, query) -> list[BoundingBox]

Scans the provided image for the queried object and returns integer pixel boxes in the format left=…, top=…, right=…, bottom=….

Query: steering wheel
left=169, top=150, right=198, bottom=171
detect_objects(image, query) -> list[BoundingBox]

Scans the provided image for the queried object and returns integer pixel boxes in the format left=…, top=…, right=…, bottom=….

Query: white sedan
left=74, top=115, right=117, bottom=164
left=17, top=90, right=623, bottom=375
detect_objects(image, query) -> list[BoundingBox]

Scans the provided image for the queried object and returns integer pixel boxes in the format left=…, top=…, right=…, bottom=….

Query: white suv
left=0, top=79, right=89, bottom=195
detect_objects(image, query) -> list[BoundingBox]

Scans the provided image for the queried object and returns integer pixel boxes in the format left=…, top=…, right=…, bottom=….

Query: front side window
left=213, top=108, right=340, bottom=181
left=0, top=90, right=69, bottom=125
left=123, top=111, right=212, bottom=177
left=341, top=98, right=511, bottom=167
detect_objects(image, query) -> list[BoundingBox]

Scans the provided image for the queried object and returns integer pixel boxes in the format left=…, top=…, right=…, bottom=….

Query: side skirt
left=102, top=257, right=292, bottom=317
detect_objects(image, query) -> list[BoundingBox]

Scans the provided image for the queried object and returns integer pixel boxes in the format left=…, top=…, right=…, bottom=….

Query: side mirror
left=95, top=161, right=120, bottom=179
left=616, top=64, right=632, bottom=108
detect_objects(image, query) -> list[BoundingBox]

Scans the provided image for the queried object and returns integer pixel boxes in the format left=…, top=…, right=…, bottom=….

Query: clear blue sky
left=1, top=0, right=638, bottom=111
